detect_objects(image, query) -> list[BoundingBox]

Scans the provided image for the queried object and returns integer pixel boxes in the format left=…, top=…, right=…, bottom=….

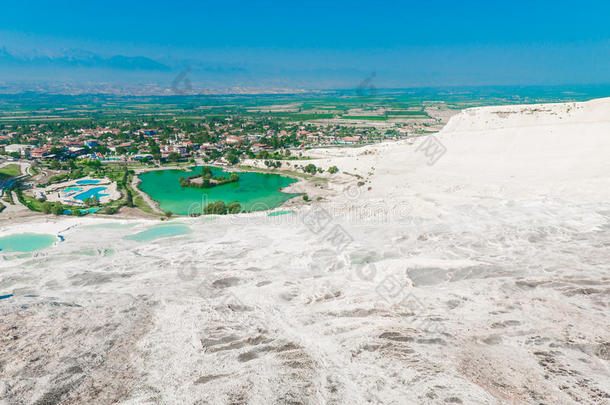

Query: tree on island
left=180, top=167, right=239, bottom=189
left=202, top=166, right=213, bottom=179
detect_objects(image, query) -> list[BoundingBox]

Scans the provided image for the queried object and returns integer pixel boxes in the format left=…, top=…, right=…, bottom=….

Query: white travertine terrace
left=1, top=98, right=609, bottom=404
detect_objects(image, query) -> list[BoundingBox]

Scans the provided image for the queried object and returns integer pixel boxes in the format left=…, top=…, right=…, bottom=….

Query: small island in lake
left=179, top=166, right=239, bottom=189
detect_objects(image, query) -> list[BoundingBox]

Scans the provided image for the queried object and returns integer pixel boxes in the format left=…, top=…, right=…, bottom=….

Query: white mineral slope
left=1, top=99, right=609, bottom=405
left=309, top=98, right=610, bottom=210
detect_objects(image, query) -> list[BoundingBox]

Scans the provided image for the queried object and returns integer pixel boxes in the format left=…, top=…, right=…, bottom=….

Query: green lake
left=138, top=167, right=299, bottom=216
left=0, top=233, right=57, bottom=252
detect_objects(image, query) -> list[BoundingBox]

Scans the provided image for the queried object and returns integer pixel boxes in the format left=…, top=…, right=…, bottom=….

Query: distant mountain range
left=0, top=47, right=171, bottom=71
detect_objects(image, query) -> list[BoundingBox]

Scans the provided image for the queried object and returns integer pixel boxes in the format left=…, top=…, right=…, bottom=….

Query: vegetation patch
left=200, top=200, right=241, bottom=215
left=179, top=166, right=239, bottom=188
left=0, top=164, right=21, bottom=178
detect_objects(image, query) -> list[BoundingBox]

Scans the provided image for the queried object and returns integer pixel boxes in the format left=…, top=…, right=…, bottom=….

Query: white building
left=4, top=144, right=32, bottom=156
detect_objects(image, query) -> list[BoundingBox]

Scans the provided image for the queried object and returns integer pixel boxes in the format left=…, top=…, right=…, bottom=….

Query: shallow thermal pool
left=0, top=233, right=57, bottom=253
left=124, top=223, right=193, bottom=242
left=268, top=210, right=294, bottom=216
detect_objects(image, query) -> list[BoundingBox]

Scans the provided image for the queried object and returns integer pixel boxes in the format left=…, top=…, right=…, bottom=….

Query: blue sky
left=1, top=0, right=610, bottom=88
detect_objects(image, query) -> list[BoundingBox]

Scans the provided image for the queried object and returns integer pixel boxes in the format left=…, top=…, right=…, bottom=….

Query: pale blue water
left=268, top=210, right=293, bottom=216
left=125, top=223, right=192, bottom=242
left=76, top=179, right=101, bottom=185
left=74, top=187, right=108, bottom=201
left=0, top=233, right=57, bottom=252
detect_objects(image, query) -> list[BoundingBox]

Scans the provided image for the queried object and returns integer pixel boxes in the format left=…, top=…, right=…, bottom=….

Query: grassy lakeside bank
left=0, top=164, right=22, bottom=178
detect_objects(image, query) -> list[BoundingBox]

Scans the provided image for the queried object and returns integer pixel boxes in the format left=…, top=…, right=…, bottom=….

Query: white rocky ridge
left=1, top=98, right=609, bottom=404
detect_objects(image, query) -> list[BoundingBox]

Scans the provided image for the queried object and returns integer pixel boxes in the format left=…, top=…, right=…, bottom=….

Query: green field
left=341, top=116, right=388, bottom=121
left=0, top=164, right=21, bottom=178
left=1, top=85, right=608, bottom=124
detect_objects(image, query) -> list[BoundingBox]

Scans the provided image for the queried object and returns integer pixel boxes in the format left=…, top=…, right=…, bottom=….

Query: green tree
left=41, top=202, right=52, bottom=214
left=202, top=166, right=213, bottom=179
left=126, top=190, right=134, bottom=208
left=51, top=204, right=64, bottom=216
left=303, top=164, right=317, bottom=174
left=204, top=201, right=227, bottom=215
left=227, top=201, right=241, bottom=214
left=225, top=149, right=239, bottom=165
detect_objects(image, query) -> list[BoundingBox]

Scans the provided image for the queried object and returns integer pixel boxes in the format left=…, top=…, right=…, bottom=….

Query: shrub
left=51, top=204, right=64, bottom=216
left=203, top=200, right=241, bottom=215
left=202, top=166, right=213, bottom=178
left=126, top=190, right=134, bottom=208
left=204, top=201, right=227, bottom=215
left=102, top=206, right=118, bottom=215
left=227, top=201, right=241, bottom=214
left=303, top=164, right=317, bottom=175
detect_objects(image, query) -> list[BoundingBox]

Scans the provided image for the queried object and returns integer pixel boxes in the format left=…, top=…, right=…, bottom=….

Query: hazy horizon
left=1, top=1, right=610, bottom=92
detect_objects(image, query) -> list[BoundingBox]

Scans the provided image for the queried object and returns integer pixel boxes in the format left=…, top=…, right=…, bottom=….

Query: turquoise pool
left=0, top=233, right=57, bottom=252
left=125, top=223, right=192, bottom=242
left=74, top=187, right=108, bottom=201
left=76, top=179, right=101, bottom=185
left=62, top=186, right=83, bottom=193
left=62, top=207, right=100, bottom=215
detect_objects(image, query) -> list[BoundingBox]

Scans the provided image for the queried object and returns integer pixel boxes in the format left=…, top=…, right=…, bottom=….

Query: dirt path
left=130, top=175, right=164, bottom=215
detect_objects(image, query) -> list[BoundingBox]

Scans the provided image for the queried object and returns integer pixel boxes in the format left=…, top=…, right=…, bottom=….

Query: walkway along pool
left=138, top=166, right=299, bottom=216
